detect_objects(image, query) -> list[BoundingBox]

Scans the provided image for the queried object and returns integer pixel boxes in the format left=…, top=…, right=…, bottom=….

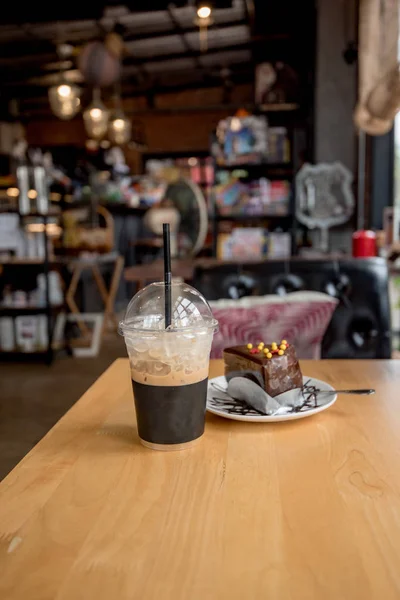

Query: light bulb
left=109, top=112, right=131, bottom=145
left=113, top=118, right=125, bottom=131
left=28, top=189, right=37, bottom=199
left=57, top=84, right=72, bottom=98
left=90, top=107, right=103, bottom=120
left=84, top=92, right=109, bottom=139
left=197, top=5, right=211, bottom=19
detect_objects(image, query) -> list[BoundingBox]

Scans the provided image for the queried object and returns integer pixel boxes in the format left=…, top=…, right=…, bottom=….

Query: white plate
left=207, top=375, right=337, bottom=422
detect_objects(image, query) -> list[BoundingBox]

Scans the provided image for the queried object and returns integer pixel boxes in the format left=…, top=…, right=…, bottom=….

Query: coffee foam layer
left=125, top=329, right=212, bottom=387
left=131, top=365, right=209, bottom=386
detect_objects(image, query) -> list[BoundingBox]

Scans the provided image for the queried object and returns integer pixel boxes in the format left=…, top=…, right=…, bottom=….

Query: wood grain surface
left=1, top=359, right=400, bottom=599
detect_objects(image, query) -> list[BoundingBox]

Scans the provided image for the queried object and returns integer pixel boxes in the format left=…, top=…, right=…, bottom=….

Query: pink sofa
left=210, top=291, right=338, bottom=359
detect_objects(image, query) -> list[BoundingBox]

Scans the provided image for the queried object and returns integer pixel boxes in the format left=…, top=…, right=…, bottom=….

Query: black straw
left=163, top=223, right=172, bottom=328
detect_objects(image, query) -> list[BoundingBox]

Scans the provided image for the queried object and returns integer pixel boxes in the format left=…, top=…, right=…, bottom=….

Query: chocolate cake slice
left=224, top=341, right=303, bottom=397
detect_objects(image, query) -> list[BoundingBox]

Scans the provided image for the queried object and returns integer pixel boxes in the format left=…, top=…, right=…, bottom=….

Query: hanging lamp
left=83, top=88, right=109, bottom=139
left=48, top=83, right=81, bottom=120
left=108, top=93, right=131, bottom=145
left=194, top=2, right=213, bottom=52
left=48, top=44, right=81, bottom=120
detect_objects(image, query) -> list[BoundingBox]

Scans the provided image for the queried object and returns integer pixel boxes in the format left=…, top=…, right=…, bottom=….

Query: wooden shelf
left=215, top=162, right=292, bottom=169
left=0, top=258, right=60, bottom=266
left=214, top=163, right=294, bottom=177
left=214, top=213, right=291, bottom=222
left=100, top=204, right=149, bottom=216
left=258, top=103, right=299, bottom=112
left=0, top=305, right=64, bottom=316
left=0, top=209, right=60, bottom=217
left=0, top=258, right=44, bottom=265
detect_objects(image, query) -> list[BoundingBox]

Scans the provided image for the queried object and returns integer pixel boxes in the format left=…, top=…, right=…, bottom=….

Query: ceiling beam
left=1, top=40, right=252, bottom=87
left=0, top=28, right=287, bottom=77
left=0, top=17, right=248, bottom=52
left=16, top=66, right=254, bottom=114
left=122, top=17, right=248, bottom=43
left=166, top=5, right=205, bottom=74
left=124, top=42, right=251, bottom=69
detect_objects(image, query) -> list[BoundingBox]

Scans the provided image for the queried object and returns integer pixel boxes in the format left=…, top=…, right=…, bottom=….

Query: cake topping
left=246, top=340, right=289, bottom=358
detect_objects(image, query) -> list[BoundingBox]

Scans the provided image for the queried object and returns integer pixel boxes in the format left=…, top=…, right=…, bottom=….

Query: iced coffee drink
left=120, top=282, right=217, bottom=450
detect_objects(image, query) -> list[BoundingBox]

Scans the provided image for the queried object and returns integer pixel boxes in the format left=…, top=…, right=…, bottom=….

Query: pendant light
left=109, top=112, right=131, bottom=145
left=48, top=44, right=81, bottom=120
left=83, top=88, right=109, bottom=139
left=108, top=93, right=131, bottom=145
left=194, top=2, right=213, bottom=52
left=48, top=83, right=81, bottom=120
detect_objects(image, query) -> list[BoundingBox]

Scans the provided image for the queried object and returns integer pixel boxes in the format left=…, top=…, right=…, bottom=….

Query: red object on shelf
left=352, top=230, right=376, bottom=257
left=190, top=165, right=201, bottom=183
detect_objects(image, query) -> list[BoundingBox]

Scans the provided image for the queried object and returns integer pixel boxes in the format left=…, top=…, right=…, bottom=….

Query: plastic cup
left=119, top=282, right=218, bottom=451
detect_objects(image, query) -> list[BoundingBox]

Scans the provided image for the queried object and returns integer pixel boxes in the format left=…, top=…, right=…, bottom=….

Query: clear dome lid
left=119, top=282, right=218, bottom=334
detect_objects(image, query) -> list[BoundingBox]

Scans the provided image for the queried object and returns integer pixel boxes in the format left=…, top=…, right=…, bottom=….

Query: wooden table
left=1, top=359, right=400, bottom=599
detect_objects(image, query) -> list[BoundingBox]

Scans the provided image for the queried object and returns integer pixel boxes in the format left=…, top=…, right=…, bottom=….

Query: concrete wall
left=314, top=0, right=357, bottom=251
left=314, top=0, right=357, bottom=173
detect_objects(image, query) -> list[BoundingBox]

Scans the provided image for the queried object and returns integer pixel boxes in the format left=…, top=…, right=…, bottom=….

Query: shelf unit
left=0, top=211, right=65, bottom=364
left=216, top=162, right=294, bottom=176
left=208, top=2, right=316, bottom=254
left=210, top=160, right=297, bottom=256
left=0, top=258, right=59, bottom=266
left=0, top=208, right=60, bottom=217
left=258, top=103, right=299, bottom=113
left=0, top=305, right=64, bottom=317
